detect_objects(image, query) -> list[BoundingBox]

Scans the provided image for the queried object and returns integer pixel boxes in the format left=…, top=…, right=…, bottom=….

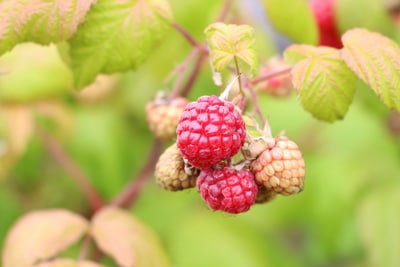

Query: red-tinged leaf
left=91, top=207, right=170, bottom=267
left=2, top=209, right=89, bottom=267
left=0, top=0, right=96, bottom=55
left=205, top=23, right=258, bottom=77
left=35, top=258, right=106, bottom=267
left=341, top=28, right=400, bottom=110
left=284, top=44, right=357, bottom=122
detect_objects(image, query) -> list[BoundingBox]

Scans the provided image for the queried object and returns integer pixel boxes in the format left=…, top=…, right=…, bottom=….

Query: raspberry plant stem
left=245, top=79, right=266, bottom=125
left=251, top=67, right=292, bottom=85
left=169, top=48, right=201, bottom=99
left=217, top=0, right=234, bottom=22
left=40, top=129, right=105, bottom=212
left=234, top=56, right=245, bottom=98
left=172, top=22, right=201, bottom=48
left=110, top=139, right=164, bottom=208
left=180, top=52, right=207, bottom=97
left=78, top=234, right=92, bottom=261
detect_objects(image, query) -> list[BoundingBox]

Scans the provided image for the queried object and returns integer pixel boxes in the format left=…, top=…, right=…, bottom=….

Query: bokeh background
left=1, top=0, right=400, bottom=266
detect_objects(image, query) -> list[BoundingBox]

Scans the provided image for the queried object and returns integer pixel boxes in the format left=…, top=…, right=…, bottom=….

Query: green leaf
left=358, top=186, right=400, bottom=267
left=91, top=207, right=170, bottom=267
left=341, top=28, right=400, bottom=110
left=0, top=0, right=96, bottom=55
left=67, top=0, right=173, bottom=89
left=35, top=258, right=106, bottom=267
left=261, top=0, right=318, bottom=44
left=284, top=44, right=357, bottom=122
left=336, top=0, right=395, bottom=37
left=0, top=44, right=73, bottom=103
left=204, top=23, right=258, bottom=76
left=2, top=209, right=89, bottom=267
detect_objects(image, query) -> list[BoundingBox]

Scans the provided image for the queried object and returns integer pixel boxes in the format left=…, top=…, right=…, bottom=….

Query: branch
left=110, top=139, right=164, bottom=208
left=40, top=129, right=105, bottom=212
left=168, top=48, right=201, bottom=99
left=217, top=0, right=234, bottom=22
left=251, top=67, right=292, bottom=85
left=180, top=52, right=207, bottom=98
left=172, top=22, right=201, bottom=48
left=244, top=78, right=266, bottom=125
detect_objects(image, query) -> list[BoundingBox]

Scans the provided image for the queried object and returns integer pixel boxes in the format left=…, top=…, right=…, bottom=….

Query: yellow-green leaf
left=91, top=206, right=170, bottom=267
left=285, top=44, right=357, bottom=122
left=341, top=28, right=400, bottom=110
left=67, top=0, right=174, bottom=89
left=2, top=209, right=89, bottom=267
left=0, top=0, right=96, bottom=55
left=204, top=23, right=258, bottom=76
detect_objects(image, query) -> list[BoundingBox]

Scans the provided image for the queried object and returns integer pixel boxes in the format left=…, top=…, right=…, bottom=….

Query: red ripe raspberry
left=176, top=95, right=246, bottom=168
left=197, top=167, right=258, bottom=214
left=251, top=136, right=305, bottom=195
left=310, top=0, right=342, bottom=48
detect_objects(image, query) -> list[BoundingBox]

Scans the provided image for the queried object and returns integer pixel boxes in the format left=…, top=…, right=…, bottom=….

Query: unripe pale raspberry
left=146, top=97, right=188, bottom=140
left=176, top=95, right=246, bottom=168
left=251, top=136, right=305, bottom=195
left=197, top=167, right=258, bottom=214
left=155, top=143, right=199, bottom=191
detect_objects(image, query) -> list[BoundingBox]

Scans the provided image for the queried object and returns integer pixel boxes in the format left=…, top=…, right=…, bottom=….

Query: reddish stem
left=169, top=48, right=200, bottom=99
left=244, top=78, right=266, bottom=125
left=40, top=130, right=104, bottom=212
left=217, top=0, right=234, bottom=22
left=251, top=67, right=292, bottom=85
left=172, top=22, right=201, bottom=48
left=78, top=234, right=92, bottom=261
left=180, top=52, right=207, bottom=98
left=110, top=139, right=164, bottom=208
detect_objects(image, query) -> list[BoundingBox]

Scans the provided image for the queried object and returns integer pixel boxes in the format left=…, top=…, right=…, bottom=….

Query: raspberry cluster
left=152, top=95, right=306, bottom=214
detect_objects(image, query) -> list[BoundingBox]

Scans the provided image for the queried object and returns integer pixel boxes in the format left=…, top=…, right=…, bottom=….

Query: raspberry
left=197, top=167, right=258, bottom=214
left=176, top=95, right=246, bottom=168
left=251, top=136, right=305, bottom=195
left=155, top=143, right=199, bottom=191
left=256, top=57, right=293, bottom=98
left=310, top=0, right=343, bottom=48
left=146, top=96, right=188, bottom=140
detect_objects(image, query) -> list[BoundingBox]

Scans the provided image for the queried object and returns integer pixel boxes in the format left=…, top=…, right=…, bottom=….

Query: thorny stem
left=251, top=67, right=292, bottom=85
left=40, top=129, right=105, bottom=212
left=233, top=56, right=245, bottom=98
left=110, top=139, right=164, bottom=208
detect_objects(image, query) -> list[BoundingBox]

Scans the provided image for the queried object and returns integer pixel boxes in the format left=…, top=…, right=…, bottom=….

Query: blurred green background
left=1, top=0, right=400, bottom=266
